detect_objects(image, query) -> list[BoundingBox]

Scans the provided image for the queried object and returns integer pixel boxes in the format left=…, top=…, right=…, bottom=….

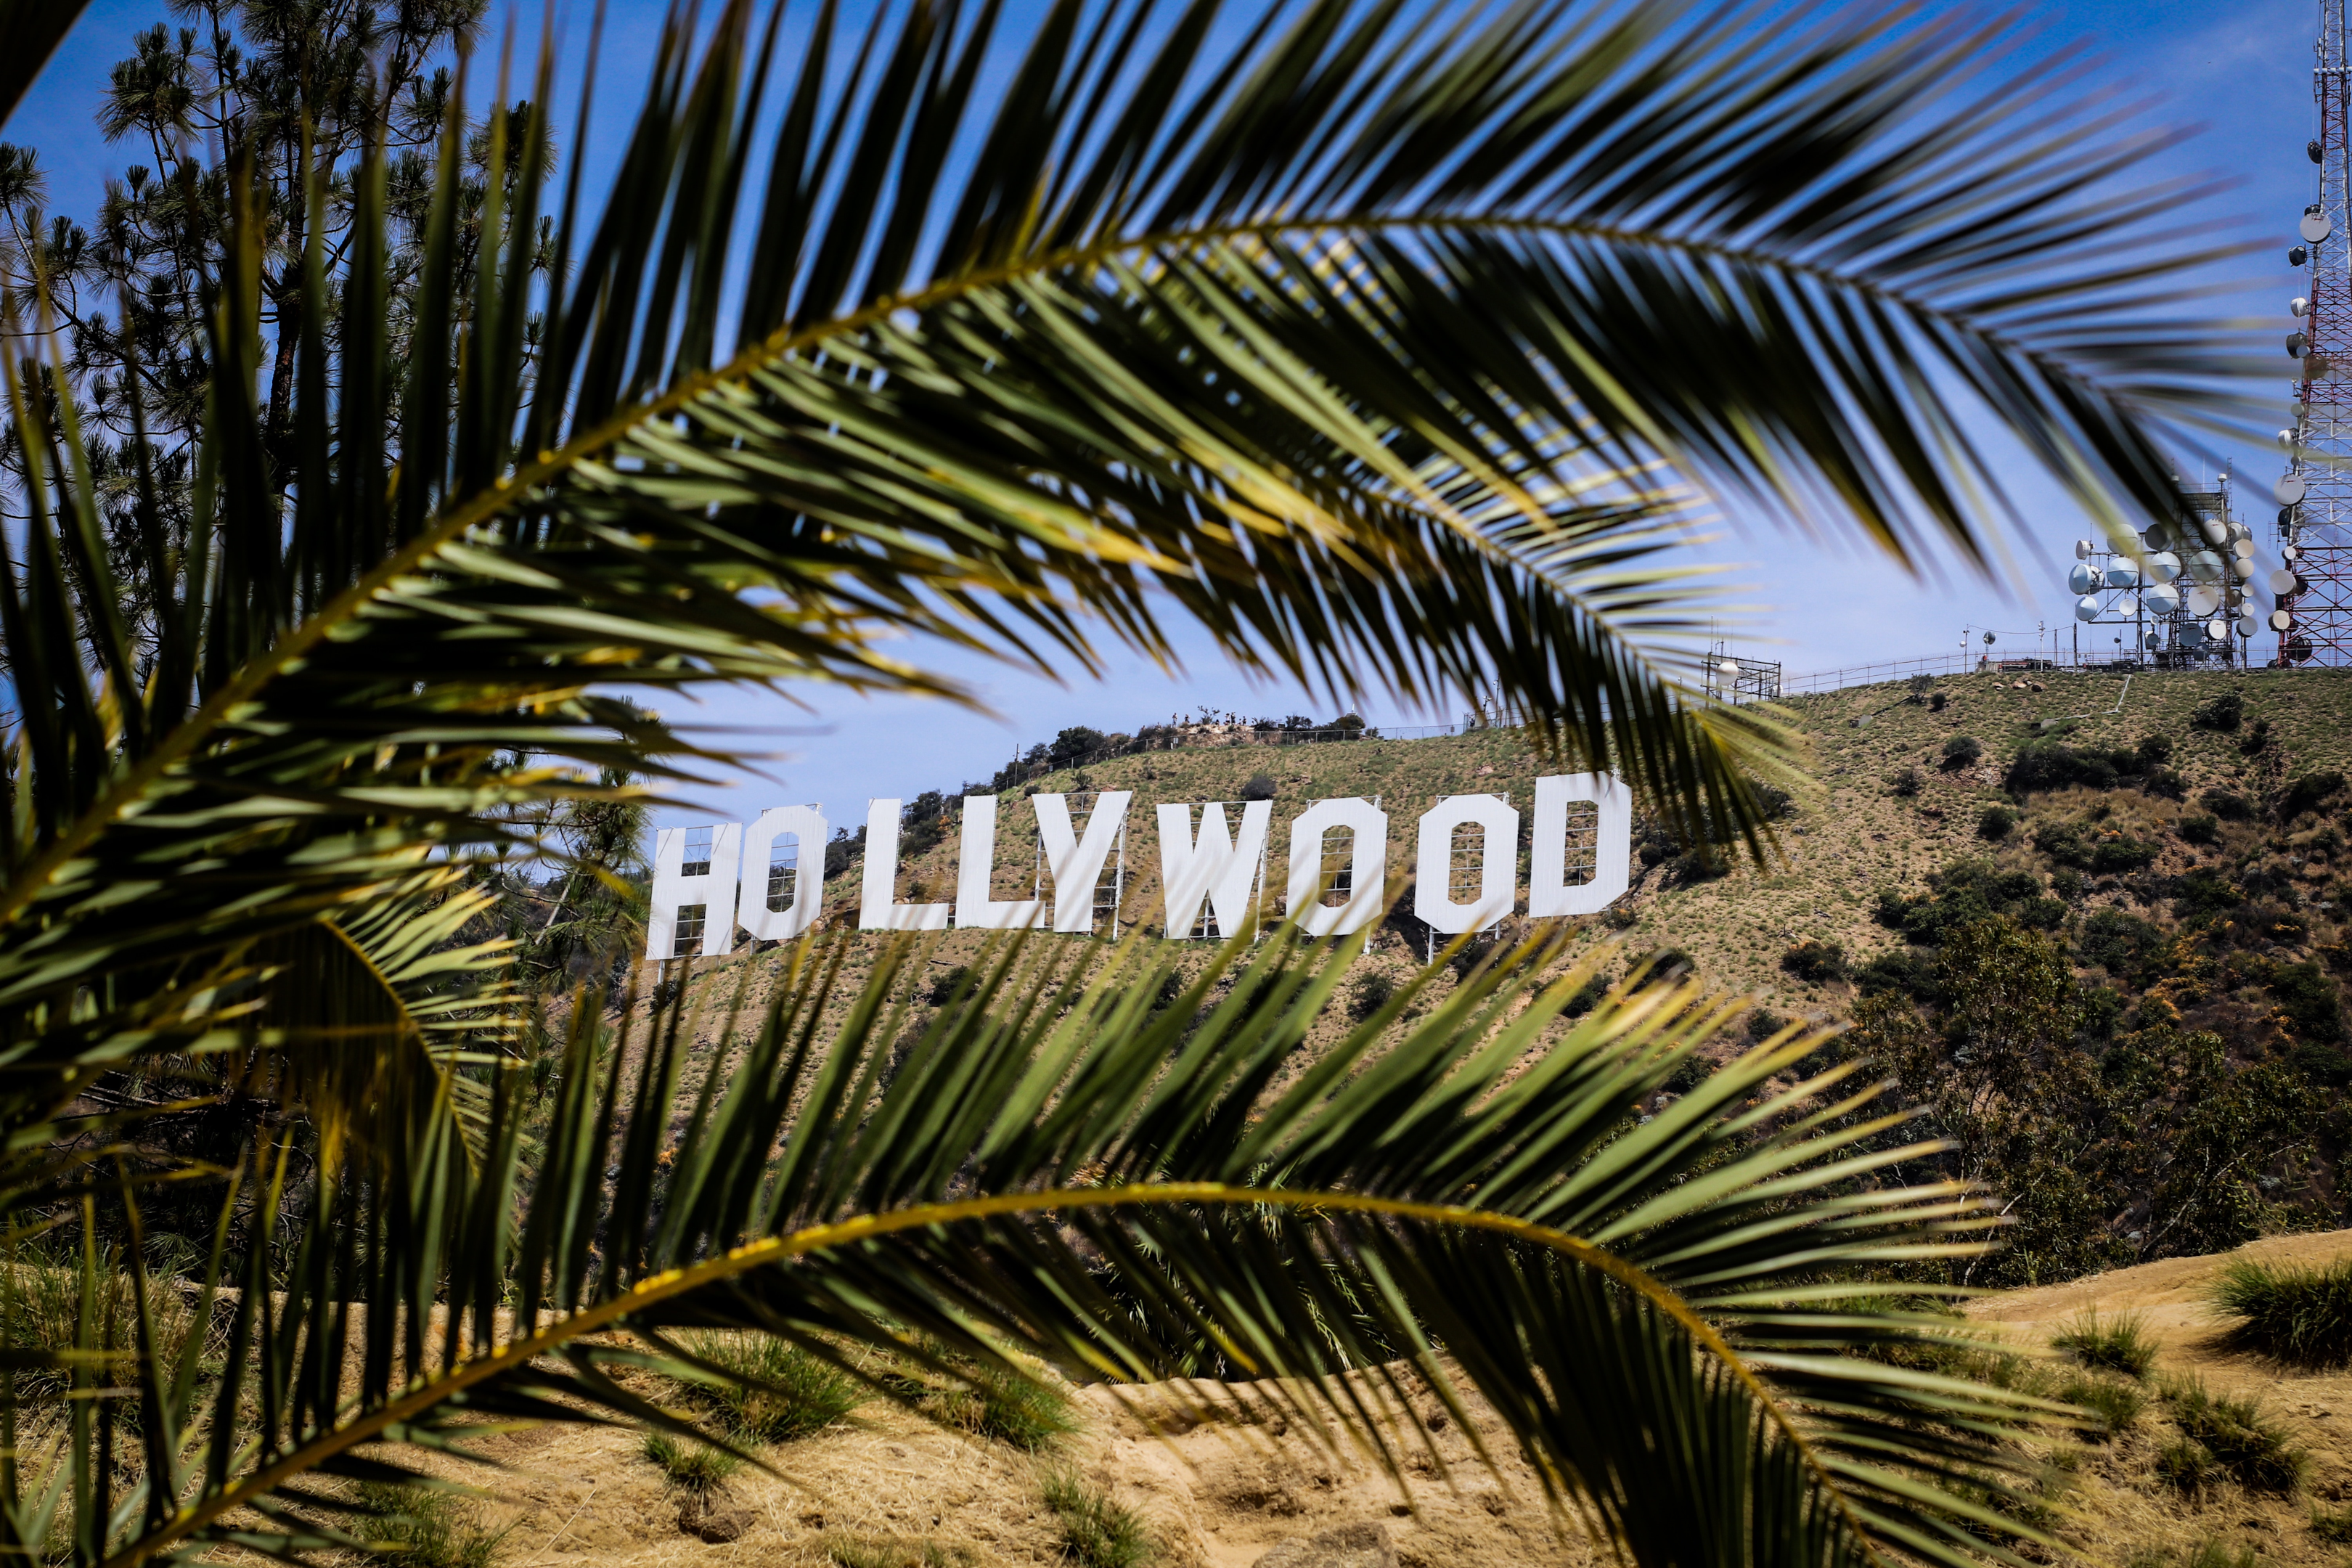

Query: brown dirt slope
left=1964, top=1228, right=2352, bottom=1565
left=422, top=1230, right=2352, bottom=1568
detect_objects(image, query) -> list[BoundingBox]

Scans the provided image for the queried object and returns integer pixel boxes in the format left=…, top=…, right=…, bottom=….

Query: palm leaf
left=36, top=928, right=2062, bottom=1568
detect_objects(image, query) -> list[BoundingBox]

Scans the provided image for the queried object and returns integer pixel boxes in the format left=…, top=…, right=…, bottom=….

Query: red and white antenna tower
left=2281, top=0, right=2352, bottom=664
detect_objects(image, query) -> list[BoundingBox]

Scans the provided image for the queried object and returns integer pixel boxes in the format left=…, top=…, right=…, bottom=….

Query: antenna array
left=2279, top=0, right=2352, bottom=663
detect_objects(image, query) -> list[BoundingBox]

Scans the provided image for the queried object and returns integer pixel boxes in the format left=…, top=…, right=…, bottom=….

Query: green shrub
left=685, top=1331, right=867, bottom=1443
left=1350, top=969, right=1395, bottom=1021
left=2200, top=788, right=2254, bottom=822
left=2050, top=1309, right=2157, bottom=1377
left=2077, top=909, right=2165, bottom=981
left=1943, top=735, right=1983, bottom=769
left=2055, top=1375, right=2142, bottom=1441
left=1657, top=1048, right=1717, bottom=1093
left=2292, top=1041, right=2352, bottom=1086
left=1240, top=772, right=1276, bottom=801
left=354, top=1482, right=509, bottom=1568
left=2173, top=868, right=2245, bottom=921
left=1977, top=804, right=2017, bottom=841
left=2191, top=689, right=2244, bottom=732
left=2283, top=770, right=2347, bottom=822
left=2178, top=814, right=2219, bottom=846
left=2090, top=836, right=2159, bottom=873
left=2160, top=1376, right=2308, bottom=1493
left=2152, top=1437, right=2226, bottom=1496
left=1040, top=1471, right=1154, bottom=1568
left=1780, top=941, right=1847, bottom=983
left=1854, top=949, right=1939, bottom=1003
left=1745, top=1009, right=1787, bottom=1042
left=2210, top=1256, right=2352, bottom=1365
left=2268, top=958, right=2346, bottom=1041
left=925, top=965, right=970, bottom=1007
left=1890, top=767, right=1922, bottom=798
left=642, top=1429, right=743, bottom=1490
left=912, top=1354, right=1075, bottom=1450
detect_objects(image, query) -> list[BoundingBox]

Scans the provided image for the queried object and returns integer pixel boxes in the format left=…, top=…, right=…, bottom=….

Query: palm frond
left=30, top=928, right=2063, bottom=1568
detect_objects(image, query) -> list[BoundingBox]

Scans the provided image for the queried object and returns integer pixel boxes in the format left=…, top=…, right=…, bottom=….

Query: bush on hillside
left=1241, top=772, right=1276, bottom=801
left=1853, top=948, right=1940, bottom=1004
left=2004, top=735, right=2173, bottom=798
left=2201, top=788, right=2255, bottom=822
left=2218, top=1257, right=2352, bottom=1366
left=2078, top=908, right=2165, bottom=981
left=1976, top=804, right=2017, bottom=840
left=2192, top=688, right=2245, bottom=731
left=2284, top=770, right=2348, bottom=822
left=1878, top=862, right=2069, bottom=946
left=2178, top=813, right=2219, bottom=846
left=1890, top=767, right=1922, bottom=798
left=1781, top=941, right=1847, bottom=983
left=2051, top=1310, right=2157, bottom=1378
left=2271, top=958, right=2346, bottom=1042
left=2160, top=1377, right=2308, bottom=1493
left=2293, top=1041, right=2352, bottom=1086
left=1942, top=735, right=1983, bottom=769
left=2033, top=820, right=2157, bottom=873
left=2172, top=867, right=2244, bottom=922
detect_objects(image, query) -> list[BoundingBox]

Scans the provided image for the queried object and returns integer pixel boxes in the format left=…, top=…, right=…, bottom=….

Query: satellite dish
left=2103, top=560, right=2141, bottom=588
left=2208, top=618, right=2231, bottom=642
left=2279, top=473, right=2310, bottom=504
left=2234, top=537, right=2257, bottom=560
left=2073, top=538, right=2094, bottom=560
left=2311, top=354, right=2333, bottom=377
left=2269, top=566, right=2300, bottom=595
left=2304, top=211, right=2334, bottom=242
left=2295, top=245, right=2312, bottom=266
left=2067, top=562, right=2097, bottom=595
left=2186, top=550, right=2226, bottom=583
left=2187, top=584, right=2222, bottom=616
left=2313, top=140, right=2326, bottom=164
left=2295, top=296, right=2313, bottom=317
left=2181, top=621, right=2208, bottom=648
left=2205, top=520, right=2229, bottom=544
left=2144, top=629, right=2166, bottom=650
left=2237, top=614, right=2258, bottom=638
left=2074, top=595, right=2102, bottom=623
left=2282, top=428, right=2302, bottom=449
left=2146, top=550, right=2181, bottom=583
left=1718, top=660, right=1740, bottom=675
left=2286, top=544, right=2303, bottom=562
left=2272, top=608, right=2296, bottom=632
left=2144, top=581, right=2182, bottom=613
left=2234, top=556, right=2256, bottom=580
left=2115, top=593, right=2141, bottom=618
left=2291, top=332, right=2310, bottom=357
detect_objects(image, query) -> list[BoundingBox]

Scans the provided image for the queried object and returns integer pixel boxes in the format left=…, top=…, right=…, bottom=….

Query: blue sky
left=6, top=0, right=2313, bottom=827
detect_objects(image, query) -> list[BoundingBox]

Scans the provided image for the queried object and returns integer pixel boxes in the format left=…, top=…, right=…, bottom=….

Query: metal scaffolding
left=1033, top=791, right=1127, bottom=929
left=2284, top=0, right=2352, bottom=664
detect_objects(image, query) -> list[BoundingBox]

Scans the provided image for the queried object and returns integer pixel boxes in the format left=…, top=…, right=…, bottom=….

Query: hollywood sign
left=647, top=775, right=1630, bottom=960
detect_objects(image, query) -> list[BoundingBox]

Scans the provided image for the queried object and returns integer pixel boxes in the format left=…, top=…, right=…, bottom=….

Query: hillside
left=766, top=666, right=2352, bottom=1009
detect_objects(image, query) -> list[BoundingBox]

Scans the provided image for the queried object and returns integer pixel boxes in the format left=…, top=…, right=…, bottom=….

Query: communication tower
left=2279, top=0, right=2352, bottom=663
left=2065, top=471, right=2248, bottom=668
